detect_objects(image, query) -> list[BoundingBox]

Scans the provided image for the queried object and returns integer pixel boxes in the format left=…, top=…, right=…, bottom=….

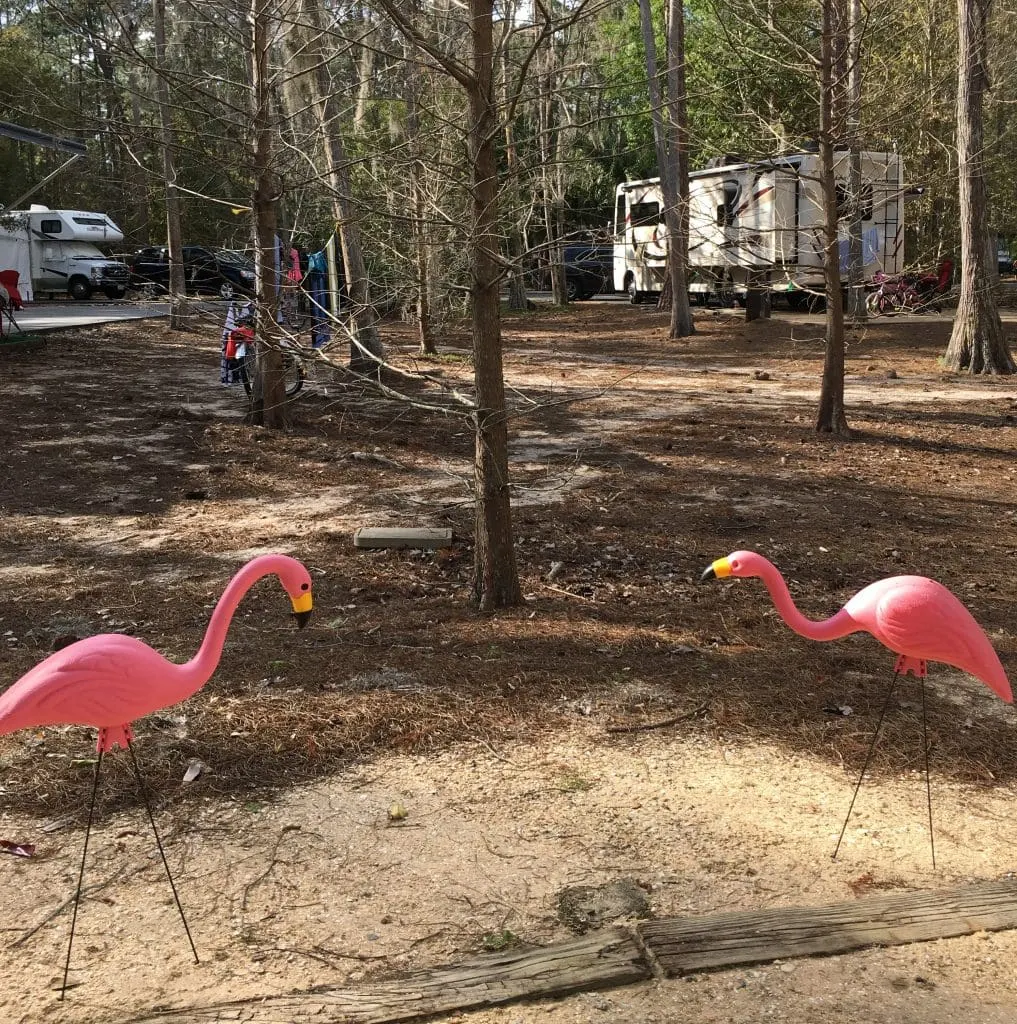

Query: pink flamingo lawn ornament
left=0, top=553, right=313, bottom=998
left=700, top=550, right=1011, bottom=867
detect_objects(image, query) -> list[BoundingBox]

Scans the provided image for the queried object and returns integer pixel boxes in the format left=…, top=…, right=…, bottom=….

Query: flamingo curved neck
left=185, top=558, right=281, bottom=687
left=753, top=560, right=858, bottom=642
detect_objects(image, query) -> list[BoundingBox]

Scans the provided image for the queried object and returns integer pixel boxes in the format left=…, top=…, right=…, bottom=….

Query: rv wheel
left=69, top=277, right=93, bottom=301
left=627, top=280, right=644, bottom=305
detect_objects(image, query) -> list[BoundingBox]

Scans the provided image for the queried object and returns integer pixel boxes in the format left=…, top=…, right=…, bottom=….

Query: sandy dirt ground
left=1, top=301, right=1017, bottom=1023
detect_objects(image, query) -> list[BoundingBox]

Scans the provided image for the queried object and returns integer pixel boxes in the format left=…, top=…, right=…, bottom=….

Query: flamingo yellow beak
left=700, top=557, right=733, bottom=582
left=290, top=591, right=313, bottom=628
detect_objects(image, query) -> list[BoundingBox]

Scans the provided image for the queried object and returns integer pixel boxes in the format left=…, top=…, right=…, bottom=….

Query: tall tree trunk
left=845, top=0, right=866, bottom=324
left=300, top=0, right=385, bottom=372
left=250, top=0, right=287, bottom=427
left=468, top=0, right=523, bottom=610
left=125, top=67, right=151, bottom=242
left=152, top=0, right=188, bottom=328
left=501, top=33, right=530, bottom=314
left=944, top=0, right=1015, bottom=373
left=816, top=0, right=851, bottom=435
left=540, top=54, right=567, bottom=305
left=663, top=0, right=694, bottom=335
left=354, top=19, right=377, bottom=132
left=403, top=15, right=436, bottom=354
left=637, top=0, right=693, bottom=337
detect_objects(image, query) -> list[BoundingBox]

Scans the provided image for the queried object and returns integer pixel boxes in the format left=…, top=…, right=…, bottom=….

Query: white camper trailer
left=0, top=206, right=130, bottom=301
left=613, top=151, right=904, bottom=307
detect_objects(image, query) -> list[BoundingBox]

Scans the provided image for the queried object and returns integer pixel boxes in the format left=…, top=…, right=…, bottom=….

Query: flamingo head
left=275, top=556, right=314, bottom=628
left=700, top=550, right=770, bottom=583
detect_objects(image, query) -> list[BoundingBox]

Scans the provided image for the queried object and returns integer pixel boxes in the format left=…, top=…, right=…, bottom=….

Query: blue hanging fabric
left=308, top=249, right=330, bottom=348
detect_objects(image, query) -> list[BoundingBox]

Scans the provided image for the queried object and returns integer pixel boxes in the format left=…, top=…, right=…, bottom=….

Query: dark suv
left=127, top=246, right=256, bottom=299
left=564, top=244, right=614, bottom=300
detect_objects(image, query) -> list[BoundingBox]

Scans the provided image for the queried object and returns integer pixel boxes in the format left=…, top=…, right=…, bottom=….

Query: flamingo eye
left=731, top=560, right=740, bottom=570
left=301, top=583, right=310, bottom=591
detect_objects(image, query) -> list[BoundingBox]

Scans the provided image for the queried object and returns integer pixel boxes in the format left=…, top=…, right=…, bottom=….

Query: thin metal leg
left=127, top=742, right=199, bottom=964
left=833, top=671, right=899, bottom=861
left=921, top=677, right=936, bottom=870
left=61, top=750, right=103, bottom=1000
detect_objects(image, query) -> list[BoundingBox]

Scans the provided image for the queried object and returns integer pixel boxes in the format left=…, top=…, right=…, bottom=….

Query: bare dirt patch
left=1, top=303, right=1017, bottom=1023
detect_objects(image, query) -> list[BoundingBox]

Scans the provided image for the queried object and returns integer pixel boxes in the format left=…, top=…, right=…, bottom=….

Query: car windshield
left=215, top=249, right=253, bottom=267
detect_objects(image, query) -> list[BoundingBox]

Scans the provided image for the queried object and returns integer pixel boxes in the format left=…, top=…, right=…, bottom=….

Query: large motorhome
left=613, top=150, right=904, bottom=307
left=0, top=206, right=130, bottom=301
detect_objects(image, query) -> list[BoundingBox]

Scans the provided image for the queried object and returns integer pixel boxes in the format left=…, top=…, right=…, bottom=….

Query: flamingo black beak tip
left=292, top=610, right=312, bottom=629
left=699, top=566, right=717, bottom=583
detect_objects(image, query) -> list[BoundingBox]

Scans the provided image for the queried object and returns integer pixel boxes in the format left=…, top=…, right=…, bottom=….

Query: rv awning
left=0, top=122, right=87, bottom=155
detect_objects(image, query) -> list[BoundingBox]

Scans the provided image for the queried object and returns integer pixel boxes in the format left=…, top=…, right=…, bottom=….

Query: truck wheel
left=219, top=281, right=235, bottom=300
left=69, top=277, right=92, bottom=300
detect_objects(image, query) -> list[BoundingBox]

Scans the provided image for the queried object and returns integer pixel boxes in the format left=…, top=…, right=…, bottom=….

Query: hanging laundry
left=219, top=301, right=241, bottom=385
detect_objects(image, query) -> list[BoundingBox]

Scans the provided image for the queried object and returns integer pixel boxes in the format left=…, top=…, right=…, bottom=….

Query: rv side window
left=40, top=219, right=62, bottom=234
left=615, top=195, right=626, bottom=235
left=629, top=201, right=660, bottom=227
left=72, top=216, right=107, bottom=227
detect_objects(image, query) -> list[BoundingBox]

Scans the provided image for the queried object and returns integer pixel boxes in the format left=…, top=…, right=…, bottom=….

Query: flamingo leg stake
left=831, top=667, right=903, bottom=864
left=920, top=677, right=936, bottom=869
left=61, top=750, right=103, bottom=1000
left=126, top=741, right=200, bottom=961
left=701, top=551, right=1012, bottom=866
left=0, top=554, right=315, bottom=996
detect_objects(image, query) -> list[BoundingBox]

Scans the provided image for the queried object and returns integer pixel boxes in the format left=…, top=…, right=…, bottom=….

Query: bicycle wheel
left=282, top=351, right=305, bottom=397
left=240, top=348, right=303, bottom=398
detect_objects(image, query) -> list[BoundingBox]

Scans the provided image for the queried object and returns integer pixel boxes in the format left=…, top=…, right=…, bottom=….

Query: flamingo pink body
left=710, top=550, right=1012, bottom=703
left=0, top=554, right=314, bottom=752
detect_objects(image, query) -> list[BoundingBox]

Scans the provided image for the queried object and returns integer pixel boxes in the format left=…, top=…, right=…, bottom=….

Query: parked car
left=563, top=244, right=614, bottom=300
left=127, top=245, right=256, bottom=298
left=998, top=245, right=1015, bottom=278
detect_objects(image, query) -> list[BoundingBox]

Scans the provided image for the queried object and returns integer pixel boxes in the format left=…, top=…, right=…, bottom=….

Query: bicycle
left=866, top=262, right=951, bottom=317
left=239, top=341, right=305, bottom=398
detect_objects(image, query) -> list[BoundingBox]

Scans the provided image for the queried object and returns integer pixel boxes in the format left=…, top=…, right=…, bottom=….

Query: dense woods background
left=3, top=0, right=1016, bottom=287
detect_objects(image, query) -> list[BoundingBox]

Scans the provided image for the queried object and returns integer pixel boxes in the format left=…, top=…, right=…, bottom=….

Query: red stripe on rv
left=735, top=184, right=774, bottom=216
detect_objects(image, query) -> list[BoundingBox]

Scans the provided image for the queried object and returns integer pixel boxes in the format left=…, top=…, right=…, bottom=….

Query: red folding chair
left=0, top=269, right=23, bottom=337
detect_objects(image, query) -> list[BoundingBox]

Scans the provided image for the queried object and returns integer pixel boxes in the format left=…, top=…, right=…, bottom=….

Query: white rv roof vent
left=29, top=204, right=51, bottom=212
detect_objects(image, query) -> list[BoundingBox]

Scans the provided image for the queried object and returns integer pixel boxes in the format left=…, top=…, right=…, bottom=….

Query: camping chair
left=0, top=269, right=22, bottom=337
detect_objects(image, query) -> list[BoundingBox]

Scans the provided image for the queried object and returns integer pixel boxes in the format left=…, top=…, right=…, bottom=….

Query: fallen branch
left=605, top=703, right=709, bottom=734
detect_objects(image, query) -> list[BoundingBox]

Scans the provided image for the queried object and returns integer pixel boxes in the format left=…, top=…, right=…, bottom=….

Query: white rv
left=0, top=206, right=130, bottom=301
left=613, top=151, right=904, bottom=308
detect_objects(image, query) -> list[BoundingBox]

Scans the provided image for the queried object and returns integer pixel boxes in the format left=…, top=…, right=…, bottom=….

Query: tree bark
left=152, top=0, right=189, bottom=329
left=944, top=0, right=1015, bottom=373
left=300, top=0, right=385, bottom=373
left=468, top=0, right=523, bottom=609
left=815, top=0, right=851, bottom=436
left=249, top=0, right=287, bottom=427
left=637, top=0, right=693, bottom=337
left=403, top=18, right=435, bottom=354
left=845, top=0, right=866, bottom=324
left=663, top=0, right=694, bottom=335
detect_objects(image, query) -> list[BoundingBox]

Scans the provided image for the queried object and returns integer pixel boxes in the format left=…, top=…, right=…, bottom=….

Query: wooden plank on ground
left=130, top=927, right=650, bottom=1024
left=639, top=878, right=1017, bottom=975
left=354, top=527, right=453, bottom=549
